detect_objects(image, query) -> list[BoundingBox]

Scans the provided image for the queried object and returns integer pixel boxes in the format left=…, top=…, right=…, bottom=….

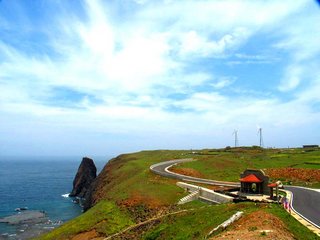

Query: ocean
left=0, top=157, right=108, bottom=239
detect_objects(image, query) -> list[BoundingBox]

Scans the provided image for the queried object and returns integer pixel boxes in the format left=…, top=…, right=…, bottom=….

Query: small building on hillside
left=239, top=169, right=270, bottom=195
left=303, top=145, right=319, bottom=148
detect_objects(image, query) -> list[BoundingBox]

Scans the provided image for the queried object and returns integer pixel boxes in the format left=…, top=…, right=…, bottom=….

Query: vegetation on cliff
left=171, top=147, right=320, bottom=188
left=39, top=148, right=319, bottom=239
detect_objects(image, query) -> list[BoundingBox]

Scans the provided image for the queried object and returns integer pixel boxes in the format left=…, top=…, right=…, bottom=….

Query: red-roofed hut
left=240, top=169, right=270, bottom=195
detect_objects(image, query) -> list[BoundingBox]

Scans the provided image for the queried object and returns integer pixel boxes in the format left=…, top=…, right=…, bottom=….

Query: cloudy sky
left=1, top=0, right=320, bottom=157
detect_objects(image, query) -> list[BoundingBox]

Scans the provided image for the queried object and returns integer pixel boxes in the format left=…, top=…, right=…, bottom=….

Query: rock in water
left=70, top=157, right=97, bottom=198
left=0, top=210, right=47, bottom=224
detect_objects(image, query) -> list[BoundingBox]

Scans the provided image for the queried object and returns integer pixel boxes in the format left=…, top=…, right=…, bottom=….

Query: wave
left=61, top=193, right=70, bottom=198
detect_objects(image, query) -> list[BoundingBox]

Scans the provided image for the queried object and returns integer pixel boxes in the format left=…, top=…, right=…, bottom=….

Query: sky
left=0, top=0, right=320, bottom=157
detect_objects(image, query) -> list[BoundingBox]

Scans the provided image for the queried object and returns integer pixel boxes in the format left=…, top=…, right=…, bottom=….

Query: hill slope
left=39, top=148, right=319, bottom=239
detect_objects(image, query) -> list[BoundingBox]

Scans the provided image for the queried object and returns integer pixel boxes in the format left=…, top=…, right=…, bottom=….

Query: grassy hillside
left=172, top=147, right=320, bottom=187
left=39, top=148, right=319, bottom=239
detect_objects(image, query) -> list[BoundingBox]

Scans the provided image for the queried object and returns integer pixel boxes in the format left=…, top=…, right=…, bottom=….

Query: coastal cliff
left=83, top=155, right=124, bottom=210
left=69, top=157, right=97, bottom=198
left=39, top=149, right=319, bottom=240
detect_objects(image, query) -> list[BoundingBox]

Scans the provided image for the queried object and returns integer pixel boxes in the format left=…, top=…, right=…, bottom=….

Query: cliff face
left=70, top=157, right=97, bottom=198
left=82, top=155, right=129, bottom=211
left=82, top=156, right=118, bottom=210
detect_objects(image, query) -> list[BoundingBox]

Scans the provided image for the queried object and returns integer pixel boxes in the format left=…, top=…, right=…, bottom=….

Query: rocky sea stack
left=69, top=157, right=97, bottom=198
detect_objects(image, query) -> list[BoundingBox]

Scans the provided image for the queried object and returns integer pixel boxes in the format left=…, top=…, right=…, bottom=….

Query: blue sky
left=1, top=0, right=320, bottom=157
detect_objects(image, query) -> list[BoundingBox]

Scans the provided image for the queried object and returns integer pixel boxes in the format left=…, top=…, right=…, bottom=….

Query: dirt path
left=211, top=210, right=294, bottom=240
left=103, top=209, right=191, bottom=240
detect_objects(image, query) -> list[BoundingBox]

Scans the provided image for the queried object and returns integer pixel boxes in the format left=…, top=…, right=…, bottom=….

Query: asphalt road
left=150, top=158, right=240, bottom=187
left=150, top=159, right=320, bottom=230
left=285, top=186, right=320, bottom=228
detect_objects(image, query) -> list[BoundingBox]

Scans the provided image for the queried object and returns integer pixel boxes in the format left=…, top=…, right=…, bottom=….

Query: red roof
left=240, top=174, right=262, bottom=183
left=268, top=183, right=277, bottom=188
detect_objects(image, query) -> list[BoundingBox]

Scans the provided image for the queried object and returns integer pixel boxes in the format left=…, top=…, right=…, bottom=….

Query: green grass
left=93, top=150, right=194, bottom=205
left=266, top=204, right=319, bottom=240
left=37, top=200, right=134, bottom=240
left=39, top=148, right=320, bottom=239
left=140, top=202, right=318, bottom=240
left=174, top=147, right=320, bottom=185
left=141, top=203, right=257, bottom=240
left=39, top=150, right=192, bottom=239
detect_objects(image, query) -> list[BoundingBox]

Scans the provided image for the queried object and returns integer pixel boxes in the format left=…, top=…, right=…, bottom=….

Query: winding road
left=286, top=186, right=320, bottom=228
left=150, top=158, right=239, bottom=187
left=150, top=158, right=320, bottom=231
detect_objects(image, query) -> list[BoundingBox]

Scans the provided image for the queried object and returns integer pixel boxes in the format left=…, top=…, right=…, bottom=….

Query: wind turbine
left=258, top=127, right=264, bottom=148
left=233, top=130, right=239, bottom=148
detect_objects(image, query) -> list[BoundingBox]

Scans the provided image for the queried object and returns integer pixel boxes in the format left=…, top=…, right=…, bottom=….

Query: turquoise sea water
left=0, top=157, right=107, bottom=239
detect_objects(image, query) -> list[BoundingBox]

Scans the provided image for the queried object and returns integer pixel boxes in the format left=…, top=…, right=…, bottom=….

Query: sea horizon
left=0, top=156, right=108, bottom=239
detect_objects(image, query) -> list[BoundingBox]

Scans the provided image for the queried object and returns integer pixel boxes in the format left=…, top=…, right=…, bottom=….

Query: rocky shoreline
left=0, top=157, right=98, bottom=240
left=0, top=210, right=63, bottom=240
left=0, top=210, right=47, bottom=225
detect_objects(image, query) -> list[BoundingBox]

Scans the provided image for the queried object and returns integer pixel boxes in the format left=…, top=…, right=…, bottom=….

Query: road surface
left=150, top=158, right=320, bottom=230
left=150, top=158, right=240, bottom=187
left=285, top=186, right=320, bottom=228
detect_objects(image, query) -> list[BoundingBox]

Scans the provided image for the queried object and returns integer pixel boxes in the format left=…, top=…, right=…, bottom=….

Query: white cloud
left=1, top=0, right=320, bottom=155
left=235, top=54, right=266, bottom=60
left=170, top=73, right=213, bottom=93
left=178, top=28, right=250, bottom=57
left=0, top=0, right=310, bottom=99
left=275, top=1, right=320, bottom=93
left=278, top=64, right=303, bottom=92
left=138, top=1, right=305, bottom=31
left=106, top=34, right=171, bottom=91
left=211, top=77, right=235, bottom=89
left=133, top=0, right=149, bottom=5
left=227, top=53, right=279, bottom=65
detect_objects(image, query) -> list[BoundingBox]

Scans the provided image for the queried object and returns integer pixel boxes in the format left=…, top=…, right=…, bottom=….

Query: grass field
left=172, top=147, right=320, bottom=187
left=37, top=200, right=134, bottom=240
left=39, top=147, right=319, bottom=239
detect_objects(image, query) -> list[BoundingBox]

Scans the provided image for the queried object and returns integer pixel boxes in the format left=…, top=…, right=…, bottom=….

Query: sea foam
left=61, top=193, right=70, bottom=198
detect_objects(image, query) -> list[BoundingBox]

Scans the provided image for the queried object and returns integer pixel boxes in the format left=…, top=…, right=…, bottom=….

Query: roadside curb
left=282, top=190, right=320, bottom=237
left=284, top=185, right=320, bottom=193
left=150, top=159, right=320, bottom=237
left=150, top=158, right=240, bottom=188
